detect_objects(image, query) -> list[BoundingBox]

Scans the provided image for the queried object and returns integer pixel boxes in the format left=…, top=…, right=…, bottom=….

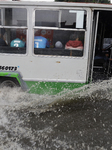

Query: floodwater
left=0, top=79, right=112, bottom=150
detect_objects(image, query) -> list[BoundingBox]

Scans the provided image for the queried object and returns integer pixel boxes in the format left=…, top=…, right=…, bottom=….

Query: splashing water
left=0, top=79, right=112, bottom=149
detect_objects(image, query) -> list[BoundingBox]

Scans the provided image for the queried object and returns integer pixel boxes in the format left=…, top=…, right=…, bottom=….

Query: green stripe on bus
left=25, top=81, right=87, bottom=95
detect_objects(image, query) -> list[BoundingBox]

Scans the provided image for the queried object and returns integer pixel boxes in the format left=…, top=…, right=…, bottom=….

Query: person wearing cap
left=55, top=41, right=63, bottom=48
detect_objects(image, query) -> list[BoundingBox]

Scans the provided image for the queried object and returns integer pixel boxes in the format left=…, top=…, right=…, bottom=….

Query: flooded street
left=0, top=79, right=112, bottom=150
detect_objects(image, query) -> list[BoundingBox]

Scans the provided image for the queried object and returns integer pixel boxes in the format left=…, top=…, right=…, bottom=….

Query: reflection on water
left=0, top=79, right=112, bottom=149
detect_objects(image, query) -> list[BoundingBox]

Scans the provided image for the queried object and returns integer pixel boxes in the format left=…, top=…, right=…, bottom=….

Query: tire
left=0, top=78, right=20, bottom=88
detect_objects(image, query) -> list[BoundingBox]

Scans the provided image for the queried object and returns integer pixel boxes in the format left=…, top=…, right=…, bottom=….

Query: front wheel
left=0, top=78, right=20, bottom=88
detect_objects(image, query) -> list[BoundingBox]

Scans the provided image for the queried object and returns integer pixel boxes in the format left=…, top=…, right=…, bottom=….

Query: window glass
left=0, top=8, right=27, bottom=54
left=0, top=9, right=1, bottom=25
left=61, top=10, right=86, bottom=29
left=4, top=8, right=27, bottom=26
left=35, top=10, right=59, bottom=27
left=0, top=28, right=26, bottom=54
left=34, top=9, right=86, bottom=57
left=103, top=38, right=112, bottom=49
left=34, top=29, right=84, bottom=57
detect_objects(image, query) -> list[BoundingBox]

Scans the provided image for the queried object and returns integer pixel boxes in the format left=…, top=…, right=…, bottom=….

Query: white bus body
left=0, top=1, right=112, bottom=95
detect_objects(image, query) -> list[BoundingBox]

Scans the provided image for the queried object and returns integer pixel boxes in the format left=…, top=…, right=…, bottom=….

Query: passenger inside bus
left=0, top=28, right=8, bottom=46
left=94, top=37, right=112, bottom=65
left=34, top=33, right=50, bottom=48
left=55, top=41, right=63, bottom=48
left=0, top=33, right=7, bottom=46
left=65, top=33, right=83, bottom=49
left=10, top=37, right=25, bottom=48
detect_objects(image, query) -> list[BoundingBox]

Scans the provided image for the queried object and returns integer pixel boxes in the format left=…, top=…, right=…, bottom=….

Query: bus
left=0, top=1, right=112, bottom=95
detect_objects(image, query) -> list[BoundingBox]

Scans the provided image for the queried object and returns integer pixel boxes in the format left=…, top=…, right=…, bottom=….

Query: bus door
left=89, top=10, right=99, bottom=82
left=92, top=10, right=112, bottom=80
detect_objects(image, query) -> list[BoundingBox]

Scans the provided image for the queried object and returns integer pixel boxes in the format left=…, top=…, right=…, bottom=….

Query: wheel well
left=0, top=76, right=20, bottom=86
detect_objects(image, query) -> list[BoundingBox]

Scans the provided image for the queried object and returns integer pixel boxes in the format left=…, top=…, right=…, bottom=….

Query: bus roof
left=0, top=1, right=112, bottom=9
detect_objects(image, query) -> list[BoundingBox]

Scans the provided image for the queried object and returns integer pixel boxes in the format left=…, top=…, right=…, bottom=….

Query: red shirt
left=66, top=40, right=83, bottom=48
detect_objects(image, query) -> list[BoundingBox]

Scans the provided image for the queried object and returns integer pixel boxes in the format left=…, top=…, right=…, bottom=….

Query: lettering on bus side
left=0, top=66, right=17, bottom=71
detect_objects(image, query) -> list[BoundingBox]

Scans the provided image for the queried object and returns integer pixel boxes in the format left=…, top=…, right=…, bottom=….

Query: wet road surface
left=0, top=80, right=112, bottom=150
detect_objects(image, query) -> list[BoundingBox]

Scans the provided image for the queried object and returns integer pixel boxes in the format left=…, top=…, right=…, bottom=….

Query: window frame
left=34, top=7, right=87, bottom=58
left=0, top=6, right=28, bottom=55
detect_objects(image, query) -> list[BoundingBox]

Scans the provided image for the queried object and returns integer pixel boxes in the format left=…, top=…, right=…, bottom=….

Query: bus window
left=34, top=9, right=86, bottom=57
left=35, top=10, right=59, bottom=27
left=5, top=8, right=27, bottom=26
left=0, top=8, right=27, bottom=54
left=61, top=10, right=86, bottom=29
left=34, top=29, right=84, bottom=56
left=0, top=9, right=1, bottom=25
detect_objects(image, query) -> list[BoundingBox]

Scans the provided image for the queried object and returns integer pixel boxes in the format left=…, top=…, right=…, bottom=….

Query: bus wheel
left=0, top=78, right=20, bottom=88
